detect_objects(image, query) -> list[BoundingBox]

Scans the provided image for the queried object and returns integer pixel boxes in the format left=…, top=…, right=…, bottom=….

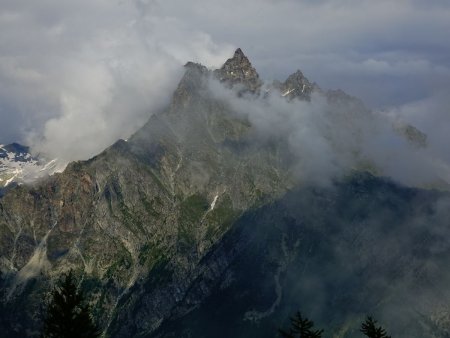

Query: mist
left=208, top=77, right=450, bottom=188
left=0, top=0, right=233, bottom=163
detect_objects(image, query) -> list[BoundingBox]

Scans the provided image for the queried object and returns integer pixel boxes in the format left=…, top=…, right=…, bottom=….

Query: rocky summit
left=275, top=70, right=316, bottom=101
left=1, top=49, right=450, bottom=338
left=214, top=48, right=262, bottom=93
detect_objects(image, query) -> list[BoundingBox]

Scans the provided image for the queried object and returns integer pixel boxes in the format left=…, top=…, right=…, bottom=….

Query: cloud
left=208, top=77, right=450, bottom=187
left=0, top=0, right=449, bottom=166
left=383, top=91, right=450, bottom=166
left=0, top=0, right=233, bottom=162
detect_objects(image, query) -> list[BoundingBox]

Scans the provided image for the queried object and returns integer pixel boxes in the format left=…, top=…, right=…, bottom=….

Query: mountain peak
left=214, top=48, right=262, bottom=93
left=233, top=48, right=245, bottom=57
left=169, top=62, right=210, bottom=108
left=277, top=69, right=315, bottom=101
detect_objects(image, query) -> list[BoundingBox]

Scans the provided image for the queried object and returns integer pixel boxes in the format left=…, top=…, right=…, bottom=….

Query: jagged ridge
left=0, top=48, right=444, bottom=338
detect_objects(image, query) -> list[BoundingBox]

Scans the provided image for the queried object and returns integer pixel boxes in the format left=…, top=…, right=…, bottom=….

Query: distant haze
left=0, top=0, right=449, bottom=166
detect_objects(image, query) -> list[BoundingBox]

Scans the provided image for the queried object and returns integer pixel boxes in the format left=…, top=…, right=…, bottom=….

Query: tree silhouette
left=279, top=311, right=323, bottom=338
left=41, top=270, right=100, bottom=338
left=360, top=316, right=391, bottom=338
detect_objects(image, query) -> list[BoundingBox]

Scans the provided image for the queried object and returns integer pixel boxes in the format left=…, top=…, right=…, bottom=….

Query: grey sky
left=0, top=0, right=449, bottom=162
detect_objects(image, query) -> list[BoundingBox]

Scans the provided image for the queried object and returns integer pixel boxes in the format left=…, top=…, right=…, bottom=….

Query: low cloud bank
left=209, top=78, right=450, bottom=188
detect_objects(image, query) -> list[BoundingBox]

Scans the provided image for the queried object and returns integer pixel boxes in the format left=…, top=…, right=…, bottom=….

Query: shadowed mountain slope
left=0, top=49, right=448, bottom=338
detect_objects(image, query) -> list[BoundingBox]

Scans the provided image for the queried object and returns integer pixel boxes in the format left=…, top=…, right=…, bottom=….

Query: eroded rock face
left=0, top=48, right=293, bottom=337
left=0, top=48, right=444, bottom=338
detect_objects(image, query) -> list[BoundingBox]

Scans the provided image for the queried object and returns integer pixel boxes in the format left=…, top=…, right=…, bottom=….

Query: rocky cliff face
left=214, top=48, right=262, bottom=94
left=0, top=49, right=449, bottom=338
left=274, top=70, right=316, bottom=101
left=0, top=49, right=292, bottom=337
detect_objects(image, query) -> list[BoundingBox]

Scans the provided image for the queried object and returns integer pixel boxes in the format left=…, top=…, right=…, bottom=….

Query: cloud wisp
left=209, top=76, right=450, bottom=188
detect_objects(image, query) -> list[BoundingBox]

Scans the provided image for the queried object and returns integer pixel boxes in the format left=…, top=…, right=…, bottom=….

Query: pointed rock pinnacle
left=214, top=48, right=262, bottom=93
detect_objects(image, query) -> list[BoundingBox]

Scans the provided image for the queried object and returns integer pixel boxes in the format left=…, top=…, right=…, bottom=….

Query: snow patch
left=281, top=88, right=295, bottom=97
left=39, top=158, right=58, bottom=172
left=1, top=150, right=62, bottom=187
left=5, top=173, right=18, bottom=186
left=210, top=194, right=219, bottom=211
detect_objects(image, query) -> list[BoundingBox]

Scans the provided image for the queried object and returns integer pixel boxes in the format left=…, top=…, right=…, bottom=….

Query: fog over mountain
left=209, top=76, right=450, bottom=187
left=1, top=0, right=450, bottom=171
left=3, top=2, right=450, bottom=338
left=2, top=47, right=450, bottom=338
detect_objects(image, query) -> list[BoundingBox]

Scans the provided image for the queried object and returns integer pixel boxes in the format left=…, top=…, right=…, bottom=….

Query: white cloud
left=209, top=78, right=450, bottom=187
left=0, top=0, right=233, bottom=162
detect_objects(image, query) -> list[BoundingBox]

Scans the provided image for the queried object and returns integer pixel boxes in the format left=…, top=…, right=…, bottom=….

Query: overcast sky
left=1, top=0, right=449, bottom=161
